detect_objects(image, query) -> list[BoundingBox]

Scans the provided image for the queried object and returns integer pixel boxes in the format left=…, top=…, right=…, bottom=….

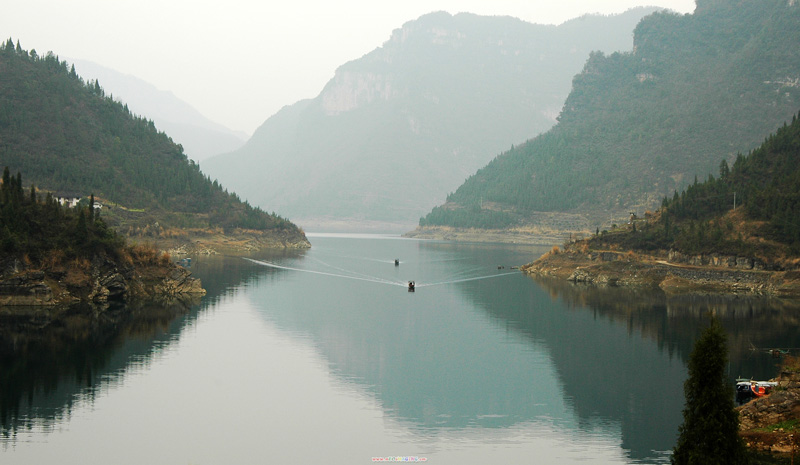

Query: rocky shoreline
left=403, top=225, right=571, bottom=245
left=0, top=254, right=205, bottom=307
left=138, top=228, right=311, bottom=256
left=522, top=248, right=800, bottom=297
left=738, top=368, right=800, bottom=456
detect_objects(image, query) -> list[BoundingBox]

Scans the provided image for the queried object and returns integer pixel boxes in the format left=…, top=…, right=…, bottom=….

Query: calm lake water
left=2, top=234, right=800, bottom=464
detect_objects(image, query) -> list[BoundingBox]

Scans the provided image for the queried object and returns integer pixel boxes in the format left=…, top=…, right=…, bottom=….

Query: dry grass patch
left=40, top=249, right=66, bottom=269
left=64, top=258, right=91, bottom=287
left=127, top=244, right=171, bottom=267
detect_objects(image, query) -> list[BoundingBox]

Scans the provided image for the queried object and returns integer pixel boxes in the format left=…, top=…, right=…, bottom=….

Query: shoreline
left=0, top=228, right=308, bottom=309
left=738, top=368, right=800, bottom=456
left=135, top=228, right=311, bottom=256
left=402, top=225, right=573, bottom=245
left=525, top=247, right=800, bottom=456
left=0, top=253, right=206, bottom=308
left=522, top=249, right=800, bottom=297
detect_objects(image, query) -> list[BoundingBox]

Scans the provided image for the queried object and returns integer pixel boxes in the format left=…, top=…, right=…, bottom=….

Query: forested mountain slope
left=592, top=110, right=800, bottom=262
left=419, top=0, right=800, bottom=233
left=0, top=40, right=306, bottom=245
left=202, top=9, right=658, bottom=230
left=524, top=112, right=800, bottom=296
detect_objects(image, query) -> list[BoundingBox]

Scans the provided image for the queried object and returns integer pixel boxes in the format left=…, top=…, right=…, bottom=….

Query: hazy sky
left=1, top=0, right=695, bottom=135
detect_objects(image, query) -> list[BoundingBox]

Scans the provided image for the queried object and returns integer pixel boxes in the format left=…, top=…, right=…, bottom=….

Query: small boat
left=736, top=379, right=778, bottom=401
left=395, top=259, right=400, bottom=266
left=408, top=281, right=415, bottom=291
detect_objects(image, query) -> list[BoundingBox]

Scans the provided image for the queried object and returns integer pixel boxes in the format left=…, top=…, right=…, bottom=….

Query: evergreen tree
left=76, top=209, right=87, bottom=238
left=1, top=166, right=9, bottom=204
left=719, top=159, right=730, bottom=179
left=14, top=172, right=22, bottom=202
left=672, top=316, right=748, bottom=465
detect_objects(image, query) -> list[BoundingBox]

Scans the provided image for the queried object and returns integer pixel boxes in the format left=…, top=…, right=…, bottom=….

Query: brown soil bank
left=522, top=248, right=800, bottom=297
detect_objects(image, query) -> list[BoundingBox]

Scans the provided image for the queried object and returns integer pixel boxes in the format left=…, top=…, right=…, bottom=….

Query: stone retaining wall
left=667, top=250, right=768, bottom=270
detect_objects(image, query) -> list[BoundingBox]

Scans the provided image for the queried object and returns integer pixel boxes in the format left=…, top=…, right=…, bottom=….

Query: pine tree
left=89, top=194, right=95, bottom=223
left=1, top=166, right=10, bottom=204
left=76, top=209, right=87, bottom=240
left=719, top=159, right=730, bottom=179
left=672, top=316, right=749, bottom=465
left=14, top=172, right=22, bottom=203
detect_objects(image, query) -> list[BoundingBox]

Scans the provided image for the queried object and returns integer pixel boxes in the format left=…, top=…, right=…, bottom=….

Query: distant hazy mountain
left=417, top=0, right=800, bottom=233
left=69, top=59, right=247, bottom=161
left=202, top=9, right=659, bottom=231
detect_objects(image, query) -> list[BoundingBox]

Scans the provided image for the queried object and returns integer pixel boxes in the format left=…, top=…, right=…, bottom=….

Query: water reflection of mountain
left=526, top=276, right=800, bottom=380
left=0, top=252, right=286, bottom=443
left=245, top=238, right=800, bottom=464
left=476, top=275, right=800, bottom=463
left=0, top=299, right=198, bottom=441
left=245, top=241, right=575, bottom=432
left=449, top=274, right=683, bottom=463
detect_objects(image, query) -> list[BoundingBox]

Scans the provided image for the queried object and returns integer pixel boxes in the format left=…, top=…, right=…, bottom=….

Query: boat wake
left=416, top=272, right=519, bottom=288
left=244, top=258, right=517, bottom=289
left=245, top=258, right=408, bottom=287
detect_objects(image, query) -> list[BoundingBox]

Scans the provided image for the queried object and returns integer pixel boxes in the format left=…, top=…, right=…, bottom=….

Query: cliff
left=0, top=252, right=205, bottom=307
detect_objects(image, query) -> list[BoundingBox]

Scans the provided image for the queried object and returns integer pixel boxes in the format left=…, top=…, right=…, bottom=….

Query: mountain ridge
left=523, top=110, right=800, bottom=296
left=415, top=0, right=800, bottom=237
left=202, top=8, right=660, bottom=231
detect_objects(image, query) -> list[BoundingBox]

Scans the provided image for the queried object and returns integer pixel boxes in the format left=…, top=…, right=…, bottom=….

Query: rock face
left=0, top=271, right=54, bottom=305
left=153, top=267, right=206, bottom=296
left=739, top=371, right=800, bottom=454
left=0, top=255, right=205, bottom=306
left=668, top=250, right=768, bottom=271
left=739, top=389, right=800, bottom=432
left=523, top=249, right=800, bottom=297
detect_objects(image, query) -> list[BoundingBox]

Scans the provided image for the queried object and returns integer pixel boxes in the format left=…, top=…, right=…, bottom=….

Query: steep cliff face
left=318, top=14, right=473, bottom=116
left=321, top=71, right=400, bottom=116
